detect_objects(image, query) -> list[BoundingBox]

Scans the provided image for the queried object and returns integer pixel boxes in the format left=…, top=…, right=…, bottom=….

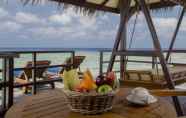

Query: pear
left=63, top=69, right=80, bottom=91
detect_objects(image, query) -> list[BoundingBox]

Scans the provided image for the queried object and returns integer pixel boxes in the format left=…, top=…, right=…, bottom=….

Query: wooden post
left=166, top=8, right=185, bottom=61
left=2, top=58, right=7, bottom=110
left=107, top=0, right=131, bottom=76
left=0, top=53, right=18, bottom=113
left=138, top=0, right=183, bottom=116
left=99, top=51, right=103, bottom=75
left=7, top=58, right=14, bottom=108
left=2, top=58, right=14, bottom=109
left=32, top=52, right=37, bottom=94
left=119, top=0, right=128, bottom=80
left=2, top=57, right=15, bottom=108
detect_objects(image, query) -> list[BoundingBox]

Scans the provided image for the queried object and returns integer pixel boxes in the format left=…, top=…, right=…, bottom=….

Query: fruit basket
left=64, top=90, right=116, bottom=114
left=62, top=69, right=119, bottom=114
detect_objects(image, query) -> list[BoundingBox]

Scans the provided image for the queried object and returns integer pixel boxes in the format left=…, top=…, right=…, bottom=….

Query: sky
left=0, top=0, right=186, bottom=49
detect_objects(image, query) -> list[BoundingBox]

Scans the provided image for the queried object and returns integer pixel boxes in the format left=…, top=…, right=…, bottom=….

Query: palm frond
left=20, top=0, right=98, bottom=16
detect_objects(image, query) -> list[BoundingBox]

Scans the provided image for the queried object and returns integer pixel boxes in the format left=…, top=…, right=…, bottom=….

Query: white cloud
left=49, top=14, right=72, bottom=25
left=78, top=16, right=97, bottom=29
left=0, top=8, right=8, bottom=18
left=0, top=21, right=22, bottom=32
left=15, top=12, right=42, bottom=24
left=154, top=17, right=177, bottom=28
left=48, top=8, right=78, bottom=25
left=48, top=7, right=98, bottom=30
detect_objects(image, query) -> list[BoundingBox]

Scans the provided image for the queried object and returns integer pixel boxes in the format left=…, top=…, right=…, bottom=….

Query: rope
left=128, top=11, right=139, bottom=49
left=125, top=6, right=140, bottom=68
left=167, top=8, right=183, bottom=63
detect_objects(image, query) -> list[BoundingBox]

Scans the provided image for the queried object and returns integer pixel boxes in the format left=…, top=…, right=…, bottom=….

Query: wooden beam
left=166, top=8, right=185, bottom=61
left=119, top=0, right=129, bottom=80
left=0, top=53, right=19, bottom=58
left=138, top=0, right=183, bottom=116
left=101, top=0, right=109, bottom=6
left=50, top=0, right=177, bottom=14
left=50, top=0, right=119, bottom=13
left=150, top=89, right=186, bottom=97
left=107, top=0, right=131, bottom=73
left=114, top=50, right=158, bottom=57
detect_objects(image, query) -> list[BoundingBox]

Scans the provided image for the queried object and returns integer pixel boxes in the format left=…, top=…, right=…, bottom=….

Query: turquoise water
left=0, top=50, right=186, bottom=80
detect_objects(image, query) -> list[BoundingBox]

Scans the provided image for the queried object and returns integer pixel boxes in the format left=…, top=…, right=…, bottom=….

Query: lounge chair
left=46, top=56, right=86, bottom=79
left=60, top=55, right=85, bottom=73
left=15, top=60, right=53, bottom=93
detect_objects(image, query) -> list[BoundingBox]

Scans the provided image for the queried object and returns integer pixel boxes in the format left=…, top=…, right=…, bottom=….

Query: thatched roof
left=23, top=0, right=185, bottom=14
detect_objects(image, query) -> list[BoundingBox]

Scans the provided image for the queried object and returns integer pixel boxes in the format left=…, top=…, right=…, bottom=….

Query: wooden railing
left=99, top=49, right=186, bottom=75
left=0, top=50, right=75, bottom=113
left=0, top=53, right=19, bottom=115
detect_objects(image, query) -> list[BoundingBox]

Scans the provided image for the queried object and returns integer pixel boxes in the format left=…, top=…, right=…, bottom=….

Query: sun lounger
left=15, top=60, right=54, bottom=93
left=46, top=56, right=85, bottom=79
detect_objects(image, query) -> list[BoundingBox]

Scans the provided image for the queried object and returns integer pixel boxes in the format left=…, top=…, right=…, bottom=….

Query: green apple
left=98, top=84, right=113, bottom=94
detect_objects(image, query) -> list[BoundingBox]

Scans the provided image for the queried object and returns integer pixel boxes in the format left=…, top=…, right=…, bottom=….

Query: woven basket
left=63, top=90, right=116, bottom=114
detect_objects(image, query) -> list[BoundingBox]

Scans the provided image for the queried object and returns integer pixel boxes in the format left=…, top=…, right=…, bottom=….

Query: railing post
left=32, top=52, right=37, bottom=94
left=7, top=58, right=14, bottom=108
left=1, top=53, right=18, bottom=112
left=2, top=58, right=14, bottom=108
left=99, top=51, right=103, bottom=75
left=2, top=58, right=7, bottom=110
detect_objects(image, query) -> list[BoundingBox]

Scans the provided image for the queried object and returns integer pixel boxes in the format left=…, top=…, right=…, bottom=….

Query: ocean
left=0, top=48, right=186, bottom=78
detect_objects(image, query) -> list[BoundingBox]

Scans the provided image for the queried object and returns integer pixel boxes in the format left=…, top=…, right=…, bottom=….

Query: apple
left=105, top=77, right=114, bottom=86
left=98, top=84, right=113, bottom=94
left=105, top=71, right=116, bottom=87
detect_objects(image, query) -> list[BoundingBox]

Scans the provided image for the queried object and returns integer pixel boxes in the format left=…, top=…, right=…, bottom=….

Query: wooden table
left=5, top=88, right=177, bottom=118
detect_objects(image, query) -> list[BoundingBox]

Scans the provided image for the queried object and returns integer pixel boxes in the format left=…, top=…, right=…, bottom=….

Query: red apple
left=105, top=71, right=116, bottom=87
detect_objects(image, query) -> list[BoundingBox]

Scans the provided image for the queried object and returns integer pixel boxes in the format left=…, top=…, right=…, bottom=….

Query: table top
left=5, top=88, right=177, bottom=118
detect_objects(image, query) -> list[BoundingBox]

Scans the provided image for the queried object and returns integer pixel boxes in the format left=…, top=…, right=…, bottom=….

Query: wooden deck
left=5, top=88, right=177, bottom=118
left=1, top=87, right=186, bottom=118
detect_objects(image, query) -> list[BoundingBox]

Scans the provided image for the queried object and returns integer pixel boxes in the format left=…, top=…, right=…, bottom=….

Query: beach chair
left=46, top=56, right=86, bottom=79
left=60, top=56, right=85, bottom=73
left=15, top=60, right=53, bottom=93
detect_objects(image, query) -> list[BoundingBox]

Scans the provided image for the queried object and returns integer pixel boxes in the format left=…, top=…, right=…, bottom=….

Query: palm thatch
left=20, top=0, right=186, bottom=15
left=20, top=0, right=98, bottom=16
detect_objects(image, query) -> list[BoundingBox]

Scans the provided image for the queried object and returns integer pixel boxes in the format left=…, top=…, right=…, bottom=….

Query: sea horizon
left=0, top=47, right=111, bottom=52
left=1, top=47, right=186, bottom=52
